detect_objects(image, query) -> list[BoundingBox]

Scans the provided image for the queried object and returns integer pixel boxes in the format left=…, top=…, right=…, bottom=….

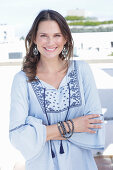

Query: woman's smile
left=44, top=47, right=57, bottom=52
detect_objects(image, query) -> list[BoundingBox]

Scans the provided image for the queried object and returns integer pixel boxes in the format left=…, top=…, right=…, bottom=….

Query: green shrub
left=65, top=16, right=85, bottom=20
left=70, top=26, right=113, bottom=33
left=68, top=21, right=113, bottom=26
left=65, top=15, right=113, bottom=26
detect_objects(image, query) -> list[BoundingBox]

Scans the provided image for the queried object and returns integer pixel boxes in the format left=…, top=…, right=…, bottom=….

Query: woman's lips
left=44, top=47, right=57, bottom=52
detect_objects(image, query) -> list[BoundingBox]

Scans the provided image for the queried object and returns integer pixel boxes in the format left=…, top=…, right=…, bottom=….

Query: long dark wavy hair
left=22, top=9, right=74, bottom=82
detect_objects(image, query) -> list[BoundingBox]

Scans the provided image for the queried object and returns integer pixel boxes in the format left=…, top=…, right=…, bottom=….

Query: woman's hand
left=72, top=114, right=103, bottom=134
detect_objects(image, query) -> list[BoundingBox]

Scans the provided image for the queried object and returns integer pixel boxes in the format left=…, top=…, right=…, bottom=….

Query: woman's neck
left=37, top=57, right=66, bottom=74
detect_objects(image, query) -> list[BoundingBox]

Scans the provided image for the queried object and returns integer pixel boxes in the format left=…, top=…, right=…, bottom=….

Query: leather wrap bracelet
left=57, top=119, right=74, bottom=139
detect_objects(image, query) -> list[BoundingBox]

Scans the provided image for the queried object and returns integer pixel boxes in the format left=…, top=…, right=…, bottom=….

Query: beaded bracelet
left=57, top=122, right=64, bottom=138
left=57, top=119, right=74, bottom=139
left=59, top=121, right=67, bottom=135
left=65, top=121, right=71, bottom=134
left=64, top=120, right=74, bottom=138
left=68, top=119, right=74, bottom=134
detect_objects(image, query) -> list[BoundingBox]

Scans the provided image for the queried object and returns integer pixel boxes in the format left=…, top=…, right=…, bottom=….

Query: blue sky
left=0, top=0, right=113, bottom=37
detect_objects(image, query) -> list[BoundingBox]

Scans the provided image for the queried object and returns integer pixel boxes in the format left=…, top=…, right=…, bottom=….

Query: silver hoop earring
left=33, top=45, right=38, bottom=56
left=62, top=46, right=68, bottom=58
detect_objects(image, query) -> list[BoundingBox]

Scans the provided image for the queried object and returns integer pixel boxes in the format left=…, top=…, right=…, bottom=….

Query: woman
left=9, top=9, right=105, bottom=170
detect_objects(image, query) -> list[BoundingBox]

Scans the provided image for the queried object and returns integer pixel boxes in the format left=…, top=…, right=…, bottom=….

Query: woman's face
left=34, top=20, right=66, bottom=60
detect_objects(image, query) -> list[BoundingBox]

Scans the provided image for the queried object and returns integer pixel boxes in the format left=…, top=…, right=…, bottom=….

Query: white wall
left=72, top=32, right=113, bottom=57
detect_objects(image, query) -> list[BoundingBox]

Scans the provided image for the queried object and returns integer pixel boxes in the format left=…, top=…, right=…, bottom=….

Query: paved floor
left=0, top=60, right=113, bottom=170
left=95, top=155, right=113, bottom=170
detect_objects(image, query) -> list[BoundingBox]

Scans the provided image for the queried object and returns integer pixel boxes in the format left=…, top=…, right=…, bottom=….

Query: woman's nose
left=47, top=37, right=55, bottom=45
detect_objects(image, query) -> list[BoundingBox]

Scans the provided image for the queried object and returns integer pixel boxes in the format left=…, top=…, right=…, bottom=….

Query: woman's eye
left=55, top=34, right=61, bottom=37
left=40, top=35, right=47, bottom=37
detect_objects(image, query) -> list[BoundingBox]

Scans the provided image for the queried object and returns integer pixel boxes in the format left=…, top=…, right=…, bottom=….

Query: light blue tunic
left=9, top=60, right=105, bottom=170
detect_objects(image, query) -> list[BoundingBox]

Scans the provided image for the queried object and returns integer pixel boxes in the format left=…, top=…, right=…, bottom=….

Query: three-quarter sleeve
left=68, top=61, right=105, bottom=150
left=9, top=71, right=46, bottom=161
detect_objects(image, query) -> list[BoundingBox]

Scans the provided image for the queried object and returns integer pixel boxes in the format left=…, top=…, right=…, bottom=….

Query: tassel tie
left=50, top=141, right=55, bottom=158
left=43, top=83, right=70, bottom=158
left=60, top=140, right=64, bottom=154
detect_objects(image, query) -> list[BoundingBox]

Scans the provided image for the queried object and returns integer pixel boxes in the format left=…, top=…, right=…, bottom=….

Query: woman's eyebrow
left=39, top=32, right=62, bottom=35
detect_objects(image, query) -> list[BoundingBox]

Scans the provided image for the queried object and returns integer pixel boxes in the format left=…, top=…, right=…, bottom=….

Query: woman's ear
left=64, top=36, right=68, bottom=45
left=34, top=40, right=36, bottom=44
left=33, top=36, right=37, bottom=44
left=64, top=41, right=67, bottom=45
left=64, top=40, right=68, bottom=46
left=63, top=39, right=67, bottom=46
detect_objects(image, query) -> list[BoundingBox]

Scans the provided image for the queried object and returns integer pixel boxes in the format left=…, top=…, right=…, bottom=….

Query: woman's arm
left=9, top=72, right=46, bottom=161
left=66, top=61, right=105, bottom=150
left=46, top=114, right=102, bottom=141
left=46, top=124, right=66, bottom=141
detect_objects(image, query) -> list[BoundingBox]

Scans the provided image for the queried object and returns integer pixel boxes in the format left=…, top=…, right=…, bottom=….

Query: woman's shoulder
left=74, top=60, right=94, bottom=83
left=13, top=70, right=28, bottom=83
left=69, top=59, right=89, bottom=70
left=75, top=60, right=89, bottom=68
left=71, top=60, right=91, bottom=76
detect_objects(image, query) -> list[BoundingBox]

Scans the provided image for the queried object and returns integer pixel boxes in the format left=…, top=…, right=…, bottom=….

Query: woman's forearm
left=46, top=124, right=60, bottom=141
left=46, top=122, right=70, bottom=141
left=46, top=114, right=102, bottom=141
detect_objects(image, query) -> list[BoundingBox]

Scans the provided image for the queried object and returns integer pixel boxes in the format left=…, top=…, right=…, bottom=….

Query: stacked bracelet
left=57, top=122, right=65, bottom=138
left=65, top=121, right=71, bottom=134
left=68, top=120, right=74, bottom=134
left=57, top=120, right=74, bottom=139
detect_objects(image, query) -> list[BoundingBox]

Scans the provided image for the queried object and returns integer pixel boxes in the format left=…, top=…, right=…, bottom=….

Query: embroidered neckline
left=31, top=61, right=82, bottom=114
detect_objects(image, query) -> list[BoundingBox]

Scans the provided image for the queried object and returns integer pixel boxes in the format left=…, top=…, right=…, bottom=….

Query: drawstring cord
left=44, top=88, right=55, bottom=158
left=43, top=84, right=70, bottom=158
left=59, top=83, right=70, bottom=154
